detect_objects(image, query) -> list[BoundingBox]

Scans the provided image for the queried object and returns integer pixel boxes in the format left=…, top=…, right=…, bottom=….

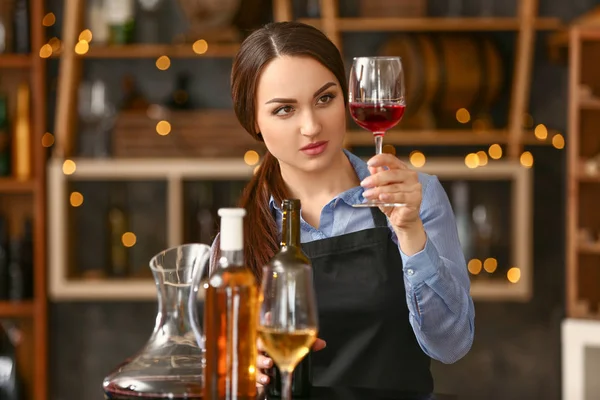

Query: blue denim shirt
left=268, top=150, right=475, bottom=364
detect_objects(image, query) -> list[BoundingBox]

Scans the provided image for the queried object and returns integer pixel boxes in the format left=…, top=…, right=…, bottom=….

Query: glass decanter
left=103, top=243, right=211, bottom=399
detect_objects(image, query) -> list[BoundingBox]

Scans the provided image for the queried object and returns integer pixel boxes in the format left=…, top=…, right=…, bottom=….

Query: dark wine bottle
left=0, top=94, right=10, bottom=177
left=12, top=0, right=29, bottom=54
left=266, top=199, right=313, bottom=398
left=0, top=216, right=8, bottom=300
left=107, top=183, right=130, bottom=277
left=166, top=73, right=193, bottom=110
left=8, top=218, right=33, bottom=300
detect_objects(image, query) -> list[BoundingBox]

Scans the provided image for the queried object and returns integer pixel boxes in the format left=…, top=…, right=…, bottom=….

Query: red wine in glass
left=348, top=56, right=406, bottom=208
left=349, top=103, right=405, bottom=135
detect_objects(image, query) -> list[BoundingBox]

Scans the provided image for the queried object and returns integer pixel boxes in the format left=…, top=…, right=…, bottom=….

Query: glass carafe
left=103, top=243, right=211, bottom=399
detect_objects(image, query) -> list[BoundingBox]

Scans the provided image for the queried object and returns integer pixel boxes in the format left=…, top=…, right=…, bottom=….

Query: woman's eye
left=317, top=94, right=335, bottom=104
left=274, top=105, right=293, bottom=116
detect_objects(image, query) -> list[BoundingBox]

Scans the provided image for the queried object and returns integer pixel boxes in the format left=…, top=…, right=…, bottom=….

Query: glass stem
left=374, top=134, right=384, bottom=155
left=281, top=370, right=293, bottom=400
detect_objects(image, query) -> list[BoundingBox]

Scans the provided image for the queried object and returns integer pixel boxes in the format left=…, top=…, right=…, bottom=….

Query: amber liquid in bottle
left=267, top=199, right=313, bottom=398
left=204, top=208, right=257, bottom=400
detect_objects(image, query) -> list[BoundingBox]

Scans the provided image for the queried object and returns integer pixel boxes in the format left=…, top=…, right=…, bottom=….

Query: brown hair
left=215, top=21, right=348, bottom=281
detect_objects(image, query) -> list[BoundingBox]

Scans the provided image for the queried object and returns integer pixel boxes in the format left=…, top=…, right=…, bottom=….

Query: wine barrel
left=378, top=34, right=440, bottom=121
left=379, top=34, right=504, bottom=126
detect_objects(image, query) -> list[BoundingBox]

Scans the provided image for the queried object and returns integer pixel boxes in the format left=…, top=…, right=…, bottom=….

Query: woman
left=211, top=21, right=475, bottom=393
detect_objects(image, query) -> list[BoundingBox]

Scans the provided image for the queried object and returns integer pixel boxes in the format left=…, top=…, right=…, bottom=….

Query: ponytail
left=211, top=151, right=288, bottom=283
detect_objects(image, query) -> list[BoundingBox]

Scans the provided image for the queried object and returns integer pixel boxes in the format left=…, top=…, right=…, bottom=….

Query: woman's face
left=255, top=55, right=346, bottom=174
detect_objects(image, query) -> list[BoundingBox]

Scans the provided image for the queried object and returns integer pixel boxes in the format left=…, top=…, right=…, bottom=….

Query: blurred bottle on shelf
left=107, top=183, right=130, bottom=277
left=88, top=0, right=109, bottom=45
left=77, top=79, right=115, bottom=158
left=12, top=0, right=29, bottom=54
left=104, top=0, right=135, bottom=45
left=137, top=0, right=166, bottom=44
left=0, top=216, right=8, bottom=300
left=0, top=94, right=10, bottom=177
left=12, top=82, right=30, bottom=181
left=192, top=181, right=215, bottom=245
left=166, top=73, right=193, bottom=110
left=121, top=75, right=150, bottom=111
left=8, top=217, right=33, bottom=301
left=0, top=0, right=14, bottom=54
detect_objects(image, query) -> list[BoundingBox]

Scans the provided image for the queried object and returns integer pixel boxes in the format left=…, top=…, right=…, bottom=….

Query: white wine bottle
left=203, top=208, right=257, bottom=400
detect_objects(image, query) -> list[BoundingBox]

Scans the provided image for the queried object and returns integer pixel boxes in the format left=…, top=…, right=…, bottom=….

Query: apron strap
left=369, top=207, right=389, bottom=228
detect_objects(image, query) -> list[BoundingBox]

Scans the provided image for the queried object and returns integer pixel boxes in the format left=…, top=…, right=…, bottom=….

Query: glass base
left=352, top=200, right=406, bottom=208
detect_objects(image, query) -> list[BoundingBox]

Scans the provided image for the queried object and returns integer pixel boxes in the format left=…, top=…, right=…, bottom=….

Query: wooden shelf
left=298, top=17, right=563, bottom=32
left=55, top=43, right=241, bottom=59
left=346, top=129, right=558, bottom=146
left=48, top=278, right=159, bottom=301
left=0, top=54, right=31, bottom=68
left=0, top=179, right=36, bottom=193
left=0, top=301, right=34, bottom=317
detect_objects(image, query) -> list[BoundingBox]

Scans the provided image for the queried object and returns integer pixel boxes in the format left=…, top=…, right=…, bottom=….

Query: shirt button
left=406, top=268, right=414, bottom=276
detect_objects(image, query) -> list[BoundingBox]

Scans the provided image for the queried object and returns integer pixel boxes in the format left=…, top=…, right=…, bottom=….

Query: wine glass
left=257, top=263, right=319, bottom=400
left=348, top=56, right=406, bottom=208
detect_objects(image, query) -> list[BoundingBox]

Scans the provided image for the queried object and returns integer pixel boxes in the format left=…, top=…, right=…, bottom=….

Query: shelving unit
left=273, top=0, right=562, bottom=159
left=566, top=27, right=600, bottom=320
left=47, top=157, right=532, bottom=301
left=46, top=0, right=551, bottom=304
left=0, top=0, right=48, bottom=399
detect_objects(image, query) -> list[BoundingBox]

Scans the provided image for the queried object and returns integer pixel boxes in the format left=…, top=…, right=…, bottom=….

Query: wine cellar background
left=0, top=0, right=594, bottom=398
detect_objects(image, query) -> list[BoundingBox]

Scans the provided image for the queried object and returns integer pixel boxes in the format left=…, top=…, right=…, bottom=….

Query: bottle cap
left=218, top=208, right=246, bottom=251
left=281, top=199, right=301, bottom=210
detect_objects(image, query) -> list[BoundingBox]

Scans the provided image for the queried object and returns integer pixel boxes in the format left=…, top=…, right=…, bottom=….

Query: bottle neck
left=219, top=249, right=244, bottom=267
left=281, top=207, right=301, bottom=248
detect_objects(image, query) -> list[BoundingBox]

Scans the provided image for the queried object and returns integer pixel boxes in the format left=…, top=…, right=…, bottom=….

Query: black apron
left=300, top=207, right=433, bottom=393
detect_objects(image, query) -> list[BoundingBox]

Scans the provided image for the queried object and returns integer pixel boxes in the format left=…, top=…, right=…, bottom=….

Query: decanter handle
left=188, top=245, right=211, bottom=352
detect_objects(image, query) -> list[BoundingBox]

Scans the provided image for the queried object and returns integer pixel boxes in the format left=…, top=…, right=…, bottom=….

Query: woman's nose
left=300, top=110, right=321, bottom=137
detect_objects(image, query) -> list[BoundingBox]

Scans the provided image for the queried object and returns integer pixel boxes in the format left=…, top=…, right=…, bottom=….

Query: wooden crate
left=112, top=109, right=266, bottom=158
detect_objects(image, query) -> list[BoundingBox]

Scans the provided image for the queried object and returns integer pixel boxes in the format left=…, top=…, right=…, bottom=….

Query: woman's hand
left=256, top=338, right=327, bottom=386
left=361, top=153, right=423, bottom=230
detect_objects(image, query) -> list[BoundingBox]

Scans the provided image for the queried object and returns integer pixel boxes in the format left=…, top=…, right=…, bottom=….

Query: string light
left=507, top=267, right=521, bottom=283
left=488, top=144, right=502, bottom=160
left=42, top=132, right=54, bottom=147
left=42, top=12, right=56, bottom=27
left=121, top=232, right=137, bottom=247
left=192, top=39, right=208, bottom=55
left=409, top=151, right=426, bottom=168
left=244, top=150, right=260, bottom=166
left=70, top=192, right=84, bottom=207
left=476, top=151, right=488, bottom=166
left=62, top=160, right=76, bottom=175
left=520, top=151, right=534, bottom=168
left=483, top=258, right=497, bottom=273
left=552, top=134, right=565, bottom=149
left=75, top=40, right=89, bottom=55
left=79, top=29, right=93, bottom=43
left=156, top=56, right=171, bottom=70
left=456, top=108, right=471, bottom=124
left=464, top=153, right=479, bottom=169
left=156, top=120, right=171, bottom=136
left=467, top=259, right=482, bottom=275
left=534, top=124, right=548, bottom=140
left=39, top=44, right=52, bottom=58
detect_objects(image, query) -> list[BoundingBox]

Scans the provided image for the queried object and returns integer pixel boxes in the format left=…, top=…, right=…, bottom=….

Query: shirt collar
left=268, top=149, right=369, bottom=213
